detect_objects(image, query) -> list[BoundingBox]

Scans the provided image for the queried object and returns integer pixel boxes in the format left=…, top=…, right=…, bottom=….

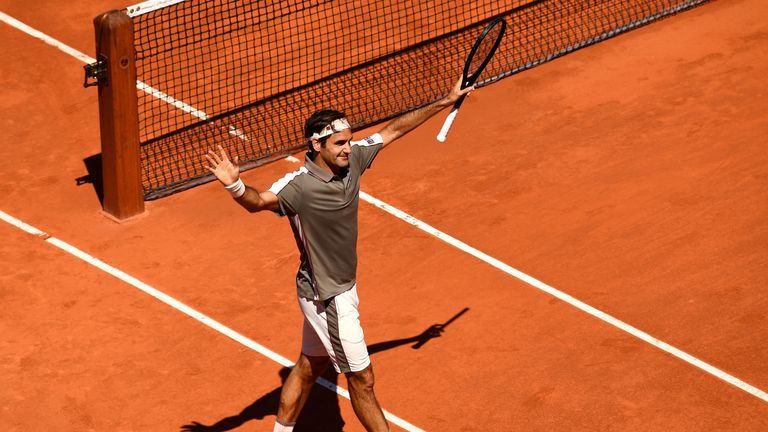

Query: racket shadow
left=178, top=307, right=469, bottom=431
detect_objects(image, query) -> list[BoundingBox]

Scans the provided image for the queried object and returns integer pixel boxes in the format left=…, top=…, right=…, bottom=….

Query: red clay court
left=1, top=0, right=767, bottom=430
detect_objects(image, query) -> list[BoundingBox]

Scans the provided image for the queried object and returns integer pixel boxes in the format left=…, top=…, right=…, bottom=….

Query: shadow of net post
left=75, top=153, right=104, bottom=205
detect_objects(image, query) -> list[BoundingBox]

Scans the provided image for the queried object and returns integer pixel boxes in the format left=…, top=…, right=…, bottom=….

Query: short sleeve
left=350, top=133, right=384, bottom=174
left=268, top=167, right=308, bottom=216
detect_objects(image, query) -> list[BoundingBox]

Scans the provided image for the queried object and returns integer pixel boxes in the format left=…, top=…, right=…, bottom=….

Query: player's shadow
left=180, top=366, right=343, bottom=432
left=179, top=308, right=468, bottom=431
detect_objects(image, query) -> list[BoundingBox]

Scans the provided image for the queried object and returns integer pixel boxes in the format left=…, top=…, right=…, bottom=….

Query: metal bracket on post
left=83, top=54, right=108, bottom=87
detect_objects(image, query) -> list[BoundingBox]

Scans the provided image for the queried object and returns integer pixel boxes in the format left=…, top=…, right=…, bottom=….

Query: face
left=313, top=129, right=353, bottom=174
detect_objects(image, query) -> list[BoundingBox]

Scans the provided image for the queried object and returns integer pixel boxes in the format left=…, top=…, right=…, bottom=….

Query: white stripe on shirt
left=351, top=133, right=383, bottom=147
left=268, top=166, right=309, bottom=194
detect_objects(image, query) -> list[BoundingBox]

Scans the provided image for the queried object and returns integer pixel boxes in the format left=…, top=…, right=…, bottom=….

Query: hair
left=304, top=109, right=346, bottom=157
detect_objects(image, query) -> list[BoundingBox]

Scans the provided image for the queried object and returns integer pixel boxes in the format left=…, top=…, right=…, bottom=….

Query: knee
left=347, top=365, right=376, bottom=392
left=294, top=353, right=330, bottom=380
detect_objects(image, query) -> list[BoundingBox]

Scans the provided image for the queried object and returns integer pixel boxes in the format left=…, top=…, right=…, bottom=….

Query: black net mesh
left=128, top=0, right=708, bottom=199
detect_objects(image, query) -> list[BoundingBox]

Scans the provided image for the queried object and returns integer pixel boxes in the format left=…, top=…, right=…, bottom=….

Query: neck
left=310, top=153, right=341, bottom=177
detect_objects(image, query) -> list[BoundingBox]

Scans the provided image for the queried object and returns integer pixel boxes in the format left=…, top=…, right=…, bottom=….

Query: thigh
left=298, top=286, right=370, bottom=373
left=326, top=285, right=370, bottom=373
left=301, top=315, right=329, bottom=357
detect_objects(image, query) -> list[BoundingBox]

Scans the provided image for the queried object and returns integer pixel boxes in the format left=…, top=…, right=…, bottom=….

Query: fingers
left=206, top=149, right=222, bottom=167
left=450, top=76, right=474, bottom=100
left=203, top=153, right=216, bottom=172
left=205, top=145, right=230, bottom=164
left=217, top=145, right=229, bottom=161
left=203, top=146, right=239, bottom=170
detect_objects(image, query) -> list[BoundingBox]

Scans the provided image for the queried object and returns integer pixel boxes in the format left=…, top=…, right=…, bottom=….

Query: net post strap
left=126, top=0, right=187, bottom=17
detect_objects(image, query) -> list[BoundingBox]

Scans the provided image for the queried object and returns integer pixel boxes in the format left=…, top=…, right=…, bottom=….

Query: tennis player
left=204, top=77, right=472, bottom=432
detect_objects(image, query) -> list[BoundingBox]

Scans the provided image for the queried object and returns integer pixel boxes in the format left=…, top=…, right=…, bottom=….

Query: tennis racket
left=437, top=17, right=507, bottom=142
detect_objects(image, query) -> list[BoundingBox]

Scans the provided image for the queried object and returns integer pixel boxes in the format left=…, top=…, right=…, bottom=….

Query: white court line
left=0, top=10, right=205, bottom=121
left=0, top=11, right=250, bottom=140
left=0, top=210, right=423, bottom=432
left=0, top=10, right=94, bottom=64
left=4, top=6, right=767, bottom=408
left=358, top=192, right=768, bottom=403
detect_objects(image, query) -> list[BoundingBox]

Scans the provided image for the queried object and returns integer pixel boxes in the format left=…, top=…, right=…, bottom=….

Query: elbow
left=247, top=203, right=263, bottom=213
left=235, top=198, right=262, bottom=213
left=250, top=200, right=274, bottom=213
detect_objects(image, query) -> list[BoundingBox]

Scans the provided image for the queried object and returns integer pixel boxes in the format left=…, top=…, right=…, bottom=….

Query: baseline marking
left=0, top=210, right=423, bottom=432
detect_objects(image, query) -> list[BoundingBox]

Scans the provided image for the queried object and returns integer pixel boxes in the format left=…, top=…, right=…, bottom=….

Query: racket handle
left=436, top=93, right=467, bottom=142
left=436, top=108, right=459, bottom=142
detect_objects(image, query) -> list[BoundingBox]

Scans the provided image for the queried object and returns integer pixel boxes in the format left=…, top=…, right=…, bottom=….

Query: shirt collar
left=304, top=154, right=343, bottom=183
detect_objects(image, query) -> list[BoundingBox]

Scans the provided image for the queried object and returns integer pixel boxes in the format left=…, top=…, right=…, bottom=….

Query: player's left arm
left=377, top=77, right=472, bottom=148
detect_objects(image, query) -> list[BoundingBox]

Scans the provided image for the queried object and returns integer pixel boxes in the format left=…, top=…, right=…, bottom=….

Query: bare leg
left=346, top=364, right=389, bottom=432
left=276, top=353, right=330, bottom=425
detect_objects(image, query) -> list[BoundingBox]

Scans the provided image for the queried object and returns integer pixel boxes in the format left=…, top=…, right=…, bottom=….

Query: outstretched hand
left=446, top=76, right=475, bottom=104
left=204, top=145, right=240, bottom=186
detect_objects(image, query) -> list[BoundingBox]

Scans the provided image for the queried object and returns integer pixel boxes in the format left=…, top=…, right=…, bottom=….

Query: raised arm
left=378, top=77, right=473, bottom=147
left=204, top=145, right=280, bottom=213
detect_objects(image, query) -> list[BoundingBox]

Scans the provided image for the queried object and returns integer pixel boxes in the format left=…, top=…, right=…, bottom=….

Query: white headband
left=310, top=118, right=350, bottom=140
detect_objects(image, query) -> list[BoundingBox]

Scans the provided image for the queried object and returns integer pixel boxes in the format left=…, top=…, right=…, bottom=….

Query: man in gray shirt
left=205, top=77, right=472, bottom=432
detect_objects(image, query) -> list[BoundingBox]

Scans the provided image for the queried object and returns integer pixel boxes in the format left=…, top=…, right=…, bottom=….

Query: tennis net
left=122, top=0, right=709, bottom=199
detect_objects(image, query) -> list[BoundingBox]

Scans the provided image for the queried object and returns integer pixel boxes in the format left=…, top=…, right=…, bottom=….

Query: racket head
left=461, top=17, right=507, bottom=88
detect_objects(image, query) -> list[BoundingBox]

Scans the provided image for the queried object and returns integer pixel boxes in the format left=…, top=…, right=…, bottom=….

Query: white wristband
left=224, top=178, right=246, bottom=198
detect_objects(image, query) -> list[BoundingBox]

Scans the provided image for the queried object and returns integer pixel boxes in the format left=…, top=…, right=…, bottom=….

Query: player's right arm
left=233, top=186, right=279, bottom=213
left=204, top=145, right=279, bottom=213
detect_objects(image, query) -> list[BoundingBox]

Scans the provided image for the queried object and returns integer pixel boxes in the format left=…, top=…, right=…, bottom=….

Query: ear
left=311, top=138, right=322, bottom=153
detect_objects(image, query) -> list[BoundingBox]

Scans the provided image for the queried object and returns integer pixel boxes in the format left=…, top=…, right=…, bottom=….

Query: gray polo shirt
left=268, top=133, right=384, bottom=301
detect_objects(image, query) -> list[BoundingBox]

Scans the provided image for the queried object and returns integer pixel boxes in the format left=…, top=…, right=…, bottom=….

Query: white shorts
left=298, top=285, right=370, bottom=373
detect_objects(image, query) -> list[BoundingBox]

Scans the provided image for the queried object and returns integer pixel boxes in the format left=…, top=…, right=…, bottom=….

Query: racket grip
left=436, top=107, right=459, bottom=142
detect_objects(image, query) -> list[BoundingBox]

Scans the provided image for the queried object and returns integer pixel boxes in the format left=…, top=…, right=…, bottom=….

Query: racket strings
left=466, top=23, right=505, bottom=81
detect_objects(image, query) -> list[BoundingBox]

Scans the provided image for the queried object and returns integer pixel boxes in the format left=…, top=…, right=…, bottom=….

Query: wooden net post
left=92, top=10, right=144, bottom=221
